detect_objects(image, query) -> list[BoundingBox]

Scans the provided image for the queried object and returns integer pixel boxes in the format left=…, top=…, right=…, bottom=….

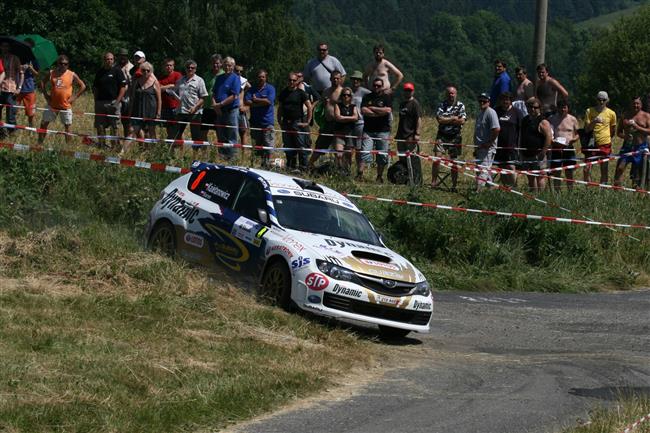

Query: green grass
left=562, top=396, right=650, bottom=433
left=576, top=1, right=647, bottom=29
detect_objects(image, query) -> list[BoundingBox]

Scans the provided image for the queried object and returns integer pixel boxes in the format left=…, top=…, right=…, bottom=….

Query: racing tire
left=378, top=325, right=411, bottom=340
left=261, top=260, right=293, bottom=311
left=149, top=221, right=177, bottom=258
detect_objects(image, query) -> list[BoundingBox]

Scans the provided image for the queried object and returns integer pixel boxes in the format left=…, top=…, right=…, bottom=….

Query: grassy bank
left=562, top=397, right=650, bottom=433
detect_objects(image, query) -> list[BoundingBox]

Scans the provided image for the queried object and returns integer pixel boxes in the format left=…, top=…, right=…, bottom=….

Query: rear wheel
left=261, top=260, right=292, bottom=310
left=149, top=221, right=177, bottom=257
left=378, top=325, right=411, bottom=340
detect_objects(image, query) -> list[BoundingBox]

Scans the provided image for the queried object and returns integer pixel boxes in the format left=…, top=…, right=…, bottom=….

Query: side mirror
left=257, top=209, right=269, bottom=224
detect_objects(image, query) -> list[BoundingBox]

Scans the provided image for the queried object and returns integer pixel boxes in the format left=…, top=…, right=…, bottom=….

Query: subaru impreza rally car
left=145, top=162, right=433, bottom=338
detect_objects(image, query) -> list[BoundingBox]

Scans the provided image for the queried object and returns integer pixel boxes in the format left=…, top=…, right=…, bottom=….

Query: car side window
left=188, top=169, right=245, bottom=208
left=233, top=178, right=267, bottom=222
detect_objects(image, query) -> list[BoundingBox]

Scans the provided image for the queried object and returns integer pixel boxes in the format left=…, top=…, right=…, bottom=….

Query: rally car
left=145, top=162, right=433, bottom=338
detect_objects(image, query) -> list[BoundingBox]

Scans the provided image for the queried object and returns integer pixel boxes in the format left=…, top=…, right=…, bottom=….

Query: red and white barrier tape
left=621, top=412, right=650, bottom=433
left=2, top=139, right=649, bottom=231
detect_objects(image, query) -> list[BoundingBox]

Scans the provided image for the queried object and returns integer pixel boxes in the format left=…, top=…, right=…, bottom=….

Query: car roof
left=189, top=162, right=359, bottom=212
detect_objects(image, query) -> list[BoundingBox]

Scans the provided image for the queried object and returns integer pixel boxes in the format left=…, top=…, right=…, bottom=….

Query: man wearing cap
left=395, top=83, right=422, bottom=156
left=130, top=51, right=146, bottom=79
left=474, top=92, right=500, bottom=190
left=363, top=44, right=403, bottom=94
left=350, top=70, right=370, bottom=174
left=361, top=77, right=392, bottom=183
left=584, top=91, right=617, bottom=184
left=303, top=42, right=346, bottom=94
left=432, top=85, right=466, bottom=190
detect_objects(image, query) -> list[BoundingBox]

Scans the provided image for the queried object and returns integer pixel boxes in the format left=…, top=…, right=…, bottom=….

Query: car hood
left=284, top=230, right=422, bottom=283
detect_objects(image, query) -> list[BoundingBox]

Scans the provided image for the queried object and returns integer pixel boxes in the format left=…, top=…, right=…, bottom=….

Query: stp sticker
left=305, top=273, right=329, bottom=291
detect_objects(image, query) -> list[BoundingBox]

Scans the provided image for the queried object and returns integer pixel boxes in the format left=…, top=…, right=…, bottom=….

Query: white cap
left=133, top=50, right=145, bottom=59
left=596, top=90, right=609, bottom=100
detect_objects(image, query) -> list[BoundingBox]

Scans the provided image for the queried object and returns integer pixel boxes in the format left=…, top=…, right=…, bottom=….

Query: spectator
left=584, top=91, right=617, bottom=184
left=474, top=92, right=501, bottom=190
left=490, top=59, right=511, bottom=106
left=278, top=72, right=311, bottom=171
left=349, top=70, right=371, bottom=174
left=245, top=69, right=276, bottom=168
left=333, top=86, right=359, bottom=172
left=116, top=48, right=133, bottom=138
left=17, top=38, right=39, bottom=128
left=303, top=42, right=346, bottom=93
left=158, top=58, right=183, bottom=138
left=513, top=65, right=534, bottom=116
left=296, top=70, right=319, bottom=150
left=309, top=70, right=343, bottom=169
left=432, top=85, right=466, bottom=190
left=172, top=59, right=208, bottom=143
left=395, top=82, right=422, bottom=158
left=129, top=50, right=146, bottom=79
left=127, top=62, right=161, bottom=145
left=92, top=51, right=127, bottom=148
left=363, top=44, right=403, bottom=93
left=199, top=53, right=224, bottom=143
left=212, top=56, right=241, bottom=161
left=0, top=41, right=24, bottom=137
left=520, top=97, right=553, bottom=192
left=535, top=63, right=569, bottom=117
left=495, top=92, right=522, bottom=186
left=614, top=96, right=650, bottom=187
left=235, top=65, right=252, bottom=155
left=548, top=99, right=580, bottom=190
left=361, top=78, right=392, bottom=183
left=38, top=55, right=86, bottom=145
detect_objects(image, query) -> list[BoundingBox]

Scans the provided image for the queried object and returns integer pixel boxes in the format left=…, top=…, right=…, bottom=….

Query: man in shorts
left=520, top=97, right=553, bottom=192
left=584, top=91, right=617, bottom=184
left=474, top=92, right=500, bottom=190
left=245, top=69, right=276, bottom=168
left=495, top=92, right=522, bottom=186
left=432, top=85, right=466, bottom=189
left=361, top=78, right=392, bottom=183
left=92, top=52, right=127, bottom=148
left=17, top=38, right=39, bottom=127
left=38, top=55, right=86, bottom=145
left=614, top=96, right=650, bottom=187
left=548, top=99, right=579, bottom=190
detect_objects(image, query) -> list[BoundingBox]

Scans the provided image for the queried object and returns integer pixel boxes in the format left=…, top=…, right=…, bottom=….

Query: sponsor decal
left=367, top=292, right=410, bottom=309
left=324, top=238, right=383, bottom=253
left=360, top=258, right=400, bottom=271
left=256, top=227, right=269, bottom=238
left=413, top=300, right=432, bottom=311
left=231, top=216, right=264, bottom=247
left=324, top=256, right=343, bottom=266
left=266, top=244, right=294, bottom=259
left=332, top=284, right=363, bottom=298
left=204, top=182, right=231, bottom=200
left=257, top=177, right=270, bottom=189
left=317, top=244, right=343, bottom=255
left=292, top=190, right=342, bottom=205
left=291, top=256, right=311, bottom=269
left=305, top=273, right=329, bottom=291
left=160, top=188, right=200, bottom=223
left=281, top=234, right=305, bottom=252
left=183, top=232, right=205, bottom=248
left=203, top=223, right=250, bottom=271
left=276, top=189, right=292, bottom=194
left=307, top=295, right=321, bottom=303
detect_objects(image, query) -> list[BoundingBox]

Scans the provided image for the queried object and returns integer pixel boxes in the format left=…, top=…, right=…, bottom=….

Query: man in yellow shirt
left=584, top=91, right=616, bottom=184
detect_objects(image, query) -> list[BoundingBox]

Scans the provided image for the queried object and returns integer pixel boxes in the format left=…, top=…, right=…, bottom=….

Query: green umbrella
left=15, top=34, right=58, bottom=69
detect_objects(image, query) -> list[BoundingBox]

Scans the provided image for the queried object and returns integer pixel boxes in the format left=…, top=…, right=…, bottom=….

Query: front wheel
left=378, top=325, right=411, bottom=340
left=261, top=260, right=293, bottom=311
left=149, top=221, right=177, bottom=257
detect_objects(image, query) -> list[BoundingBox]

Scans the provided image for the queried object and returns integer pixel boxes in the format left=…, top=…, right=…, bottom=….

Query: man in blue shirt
left=245, top=69, right=276, bottom=168
left=212, top=56, right=241, bottom=160
left=490, top=59, right=511, bottom=107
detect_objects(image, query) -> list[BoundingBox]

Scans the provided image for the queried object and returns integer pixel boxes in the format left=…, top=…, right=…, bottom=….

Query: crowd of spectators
left=1, top=41, right=649, bottom=191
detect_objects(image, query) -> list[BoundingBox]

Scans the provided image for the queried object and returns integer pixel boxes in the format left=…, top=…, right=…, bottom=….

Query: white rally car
left=145, top=162, right=433, bottom=338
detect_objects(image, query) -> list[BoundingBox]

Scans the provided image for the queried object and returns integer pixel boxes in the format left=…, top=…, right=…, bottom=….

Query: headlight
left=316, top=259, right=359, bottom=283
left=413, top=280, right=430, bottom=296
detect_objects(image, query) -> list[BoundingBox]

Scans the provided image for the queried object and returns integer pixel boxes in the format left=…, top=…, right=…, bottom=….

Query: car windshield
left=273, top=196, right=381, bottom=246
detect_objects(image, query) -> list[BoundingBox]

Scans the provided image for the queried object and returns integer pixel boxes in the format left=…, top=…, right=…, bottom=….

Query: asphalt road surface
left=230, top=290, right=650, bottom=433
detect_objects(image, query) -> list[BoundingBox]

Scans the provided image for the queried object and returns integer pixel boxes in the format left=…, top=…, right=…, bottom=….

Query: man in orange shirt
left=39, top=55, right=86, bottom=144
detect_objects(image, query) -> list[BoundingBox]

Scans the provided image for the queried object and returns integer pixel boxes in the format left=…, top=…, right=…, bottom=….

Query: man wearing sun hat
left=474, top=92, right=500, bottom=189
left=584, top=90, right=616, bottom=184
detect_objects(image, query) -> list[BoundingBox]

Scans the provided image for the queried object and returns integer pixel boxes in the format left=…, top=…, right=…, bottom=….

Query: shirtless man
left=548, top=100, right=580, bottom=190
left=363, top=44, right=403, bottom=94
left=614, top=96, right=650, bottom=186
left=535, top=63, right=569, bottom=117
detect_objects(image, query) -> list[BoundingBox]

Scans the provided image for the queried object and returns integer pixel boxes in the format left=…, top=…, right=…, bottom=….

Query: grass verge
left=562, top=396, right=650, bottom=433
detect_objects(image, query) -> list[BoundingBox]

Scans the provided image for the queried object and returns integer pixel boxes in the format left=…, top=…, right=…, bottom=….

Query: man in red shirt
left=158, top=58, right=183, bottom=139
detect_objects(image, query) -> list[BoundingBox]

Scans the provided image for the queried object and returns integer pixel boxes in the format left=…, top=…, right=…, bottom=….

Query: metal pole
left=642, top=151, right=649, bottom=189
left=533, top=0, right=548, bottom=67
